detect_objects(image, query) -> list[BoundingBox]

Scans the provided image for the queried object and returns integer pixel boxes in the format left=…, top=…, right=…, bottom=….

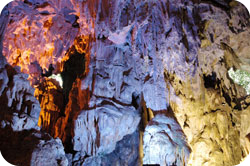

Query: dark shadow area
left=41, top=64, right=54, bottom=77
left=222, top=88, right=232, bottom=106
left=61, top=46, right=85, bottom=106
left=79, top=130, right=140, bottom=166
left=203, top=72, right=217, bottom=89
left=0, top=127, right=50, bottom=166
left=132, top=92, right=140, bottom=110
left=201, top=0, right=230, bottom=11
left=246, top=133, right=250, bottom=142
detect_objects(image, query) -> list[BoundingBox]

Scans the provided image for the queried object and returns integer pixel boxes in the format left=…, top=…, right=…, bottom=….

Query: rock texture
left=0, top=54, right=68, bottom=165
left=143, top=110, right=191, bottom=166
left=0, top=63, right=40, bottom=131
left=0, top=4, right=68, bottom=165
left=81, top=130, right=140, bottom=166
left=0, top=128, right=68, bottom=166
left=0, top=0, right=250, bottom=166
left=35, top=77, right=64, bottom=135
left=30, top=137, right=68, bottom=166
left=72, top=105, right=140, bottom=156
left=163, top=2, right=250, bottom=165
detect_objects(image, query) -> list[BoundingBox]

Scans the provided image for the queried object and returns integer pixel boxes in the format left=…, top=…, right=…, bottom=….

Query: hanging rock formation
left=0, top=0, right=250, bottom=166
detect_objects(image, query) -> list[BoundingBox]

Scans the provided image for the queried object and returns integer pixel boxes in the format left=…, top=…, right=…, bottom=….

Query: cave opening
left=203, top=72, right=217, bottom=89
left=41, top=64, right=54, bottom=77
left=34, top=40, right=87, bottom=136
left=61, top=46, right=86, bottom=107
left=131, top=92, right=140, bottom=110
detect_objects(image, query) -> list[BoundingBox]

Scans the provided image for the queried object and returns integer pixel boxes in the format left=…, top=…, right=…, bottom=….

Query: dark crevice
left=132, top=92, right=140, bottom=110
left=230, top=113, right=235, bottom=127
left=72, top=16, right=80, bottom=28
left=123, top=67, right=132, bottom=76
left=181, top=32, right=189, bottom=52
left=94, top=118, right=100, bottom=148
left=0, top=128, right=50, bottom=166
left=64, top=131, right=75, bottom=154
left=222, top=88, right=232, bottom=107
left=138, top=94, right=146, bottom=132
left=209, top=33, right=214, bottom=43
left=58, top=43, right=87, bottom=154
left=203, top=72, right=217, bottom=89
left=120, top=82, right=129, bottom=93
left=211, top=109, right=220, bottom=113
left=233, top=98, right=242, bottom=110
left=41, top=64, right=54, bottom=77
left=165, top=28, right=172, bottom=38
left=184, top=121, right=189, bottom=128
left=246, top=133, right=250, bottom=142
left=94, top=95, right=132, bottom=107
left=34, top=2, right=50, bottom=9
left=61, top=46, right=85, bottom=107
left=201, top=0, right=230, bottom=11
left=144, top=74, right=151, bottom=83
left=23, top=0, right=32, bottom=5
left=99, top=100, right=118, bottom=108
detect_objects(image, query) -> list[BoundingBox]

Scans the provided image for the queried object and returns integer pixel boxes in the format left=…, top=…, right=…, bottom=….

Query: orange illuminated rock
left=35, top=78, right=64, bottom=135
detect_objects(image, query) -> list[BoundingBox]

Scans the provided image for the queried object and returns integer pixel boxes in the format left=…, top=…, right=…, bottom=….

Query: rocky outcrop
left=163, top=2, right=250, bottom=165
left=80, top=130, right=140, bottom=166
left=35, top=78, right=64, bottom=135
left=0, top=127, right=68, bottom=166
left=0, top=53, right=68, bottom=165
left=0, top=0, right=250, bottom=166
left=0, top=55, right=40, bottom=131
left=143, top=110, right=191, bottom=166
left=30, top=137, right=68, bottom=166
left=0, top=5, right=68, bottom=165
left=72, top=105, right=140, bottom=156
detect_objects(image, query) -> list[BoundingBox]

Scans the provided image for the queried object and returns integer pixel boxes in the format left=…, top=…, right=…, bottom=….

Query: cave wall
left=0, top=0, right=250, bottom=166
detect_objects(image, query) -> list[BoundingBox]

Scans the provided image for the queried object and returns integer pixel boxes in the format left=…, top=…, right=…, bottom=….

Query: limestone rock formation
left=0, top=0, right=250, bottom=166
left=0, top=55, right=68, bottom=165
left=81, top=130, right=140, bottom=166
left=0, top=3, right=68, bottom=165
left=143, top=110, right=191, bottom=166
left=30, top=137, right=68, bottom=166
left=0, top=52, right=40, bottom=131
left=72, top=105, right=140, bottom=156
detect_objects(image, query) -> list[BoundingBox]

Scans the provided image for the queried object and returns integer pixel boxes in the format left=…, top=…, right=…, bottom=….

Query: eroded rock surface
left=31, top=137, right=68, bottom=166
left=81, top=130, right=140, bottom=166
left=0, top=53, right=40, bottom=131
left=143, top=111, right=191, bottom=166
left=72, top=105, right=140, bottom=156
left=0, top=0, right=250, bottom=166
left=0, top=56, right=68, bottom=165
left=0, top=6, right=68, bottom=165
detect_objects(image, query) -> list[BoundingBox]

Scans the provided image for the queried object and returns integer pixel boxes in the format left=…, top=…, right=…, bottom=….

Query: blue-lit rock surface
left=143, top=110, right=191, bottom=166
left=0, top=0, right=250, bottom=166
left=72, top=105, right=140, bottom=156
left=0, top=30, right=68, bottom=166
